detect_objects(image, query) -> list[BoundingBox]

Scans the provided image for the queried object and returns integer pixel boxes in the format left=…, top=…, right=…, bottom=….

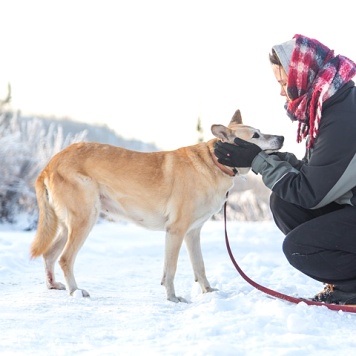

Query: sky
left=2, top=219, right=356, bottom=355
left=1, top=1, right=356, bottom=158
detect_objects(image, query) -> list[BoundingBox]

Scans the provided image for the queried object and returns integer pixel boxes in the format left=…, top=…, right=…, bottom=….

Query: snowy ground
left=1, top=220, right=356, bottom=355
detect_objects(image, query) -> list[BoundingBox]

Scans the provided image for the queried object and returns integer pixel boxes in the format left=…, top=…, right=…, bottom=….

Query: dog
left=30, top=109, right=284, bottom=302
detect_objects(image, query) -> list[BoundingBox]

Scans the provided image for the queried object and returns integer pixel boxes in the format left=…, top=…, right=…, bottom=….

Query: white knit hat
left=272, top=39, right=296, bottom=75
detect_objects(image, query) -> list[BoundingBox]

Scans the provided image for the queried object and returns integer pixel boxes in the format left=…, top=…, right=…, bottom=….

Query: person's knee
left=282, top=228, right=315, bottom=269
left=282, top=234, right=293, bottom=262
left=282, top=232, right=304, bottom=270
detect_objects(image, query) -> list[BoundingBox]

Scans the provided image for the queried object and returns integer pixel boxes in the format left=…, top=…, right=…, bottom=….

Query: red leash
left=223, top=199, right=356, bottom=313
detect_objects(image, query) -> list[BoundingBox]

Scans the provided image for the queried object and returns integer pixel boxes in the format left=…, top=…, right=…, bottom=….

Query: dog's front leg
left=184, top=228, right=217, bottom=294
left=161, top=231, right=188, bottom=303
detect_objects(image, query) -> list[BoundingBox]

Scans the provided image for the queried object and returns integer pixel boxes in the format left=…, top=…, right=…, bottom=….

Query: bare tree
left=196, top=116, right=204, bottom=143
left=0, top=83, right=11, bottom=110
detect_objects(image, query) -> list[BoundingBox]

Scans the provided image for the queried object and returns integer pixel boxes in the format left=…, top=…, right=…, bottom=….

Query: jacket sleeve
left=268, top=152, right=305, bottom=169
left=251, top=152, right=300, bottom=190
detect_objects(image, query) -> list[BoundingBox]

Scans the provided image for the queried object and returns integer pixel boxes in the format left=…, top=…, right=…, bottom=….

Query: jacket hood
left=272, top=39, right=296, bottom=75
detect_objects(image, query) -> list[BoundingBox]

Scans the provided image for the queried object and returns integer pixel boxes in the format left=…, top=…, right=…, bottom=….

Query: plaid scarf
left=286, top=34, right=356, bottom=148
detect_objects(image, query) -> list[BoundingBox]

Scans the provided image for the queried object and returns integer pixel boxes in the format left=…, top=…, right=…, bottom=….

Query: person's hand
left=214, top=137, right=262, bottom=168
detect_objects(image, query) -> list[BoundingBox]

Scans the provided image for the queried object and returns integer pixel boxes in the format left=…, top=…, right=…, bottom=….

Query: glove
left=214, top=137, right=262, bottom=168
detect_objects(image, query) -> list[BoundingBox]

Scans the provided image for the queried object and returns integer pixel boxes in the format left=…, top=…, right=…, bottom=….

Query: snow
left=1, top=219, right=356, bottom=355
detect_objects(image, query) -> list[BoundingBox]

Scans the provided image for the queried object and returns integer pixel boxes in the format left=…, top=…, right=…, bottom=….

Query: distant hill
left=19, top=114, right=160, bottom=152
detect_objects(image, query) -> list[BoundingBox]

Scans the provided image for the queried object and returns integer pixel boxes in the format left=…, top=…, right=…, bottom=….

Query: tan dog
left=31, top=109, right=284, bottom=302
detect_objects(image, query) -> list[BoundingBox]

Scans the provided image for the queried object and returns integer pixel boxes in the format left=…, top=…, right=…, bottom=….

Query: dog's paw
left=168, top=295, right=189, bottom=303
left=71, top=289, right=90, bottom=298
left=204, top=287, right=219, bottom=293
left=47, top=281, right=66, bottom=290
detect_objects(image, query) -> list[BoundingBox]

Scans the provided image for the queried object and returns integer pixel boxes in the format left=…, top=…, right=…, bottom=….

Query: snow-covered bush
left=0, top=112, right=86, bottom=227
left=212, top=173, right=272, bottom=221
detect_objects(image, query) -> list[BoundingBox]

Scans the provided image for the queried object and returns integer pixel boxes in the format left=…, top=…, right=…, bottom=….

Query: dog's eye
left=252, top=132, right=260, bottom=139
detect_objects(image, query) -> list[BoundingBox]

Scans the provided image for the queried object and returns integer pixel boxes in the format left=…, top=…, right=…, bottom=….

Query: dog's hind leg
left=161, top=229, right=187, bottom=303
left=184, top=227, right=217, bottom=294
left=59, top=221, right=96, bottom=297
left=43, top=226, right=68, bottom=291
left=58, top=191, right=100, bottom=298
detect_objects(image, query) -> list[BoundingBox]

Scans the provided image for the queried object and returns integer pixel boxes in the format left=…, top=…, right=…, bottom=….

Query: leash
left=223, top=197, right=356, bottom=313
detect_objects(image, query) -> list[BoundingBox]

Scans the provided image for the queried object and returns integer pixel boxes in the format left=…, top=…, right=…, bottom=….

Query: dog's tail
left=31, top=171, right=59, bottom=258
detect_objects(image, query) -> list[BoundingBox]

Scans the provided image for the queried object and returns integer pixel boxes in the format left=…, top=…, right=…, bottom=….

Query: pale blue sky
left=1, top=0, right=355, bottom=157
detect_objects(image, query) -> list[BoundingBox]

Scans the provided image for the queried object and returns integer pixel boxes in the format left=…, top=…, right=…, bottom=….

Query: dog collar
left=210, top=151, right=237, bottom=177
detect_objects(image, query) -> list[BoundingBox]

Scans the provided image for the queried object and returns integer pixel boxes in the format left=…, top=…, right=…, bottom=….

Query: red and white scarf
left=286, top=34, right=356, bottom=148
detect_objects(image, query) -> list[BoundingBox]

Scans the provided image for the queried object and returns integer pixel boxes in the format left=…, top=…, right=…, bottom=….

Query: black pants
left=270, top=193, right=356, bottom=292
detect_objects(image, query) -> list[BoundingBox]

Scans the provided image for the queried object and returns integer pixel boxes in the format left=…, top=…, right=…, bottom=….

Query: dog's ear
left=229, top=109, right=243, bottom=125
left=211, top=124, right=232, bottom=142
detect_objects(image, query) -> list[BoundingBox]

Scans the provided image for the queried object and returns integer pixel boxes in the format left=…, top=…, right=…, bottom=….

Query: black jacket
left=252, top=80, right=356, bottom=209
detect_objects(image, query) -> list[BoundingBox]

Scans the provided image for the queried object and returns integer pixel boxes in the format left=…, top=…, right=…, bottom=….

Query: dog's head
left=211, top=109, right=284, bottom=174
